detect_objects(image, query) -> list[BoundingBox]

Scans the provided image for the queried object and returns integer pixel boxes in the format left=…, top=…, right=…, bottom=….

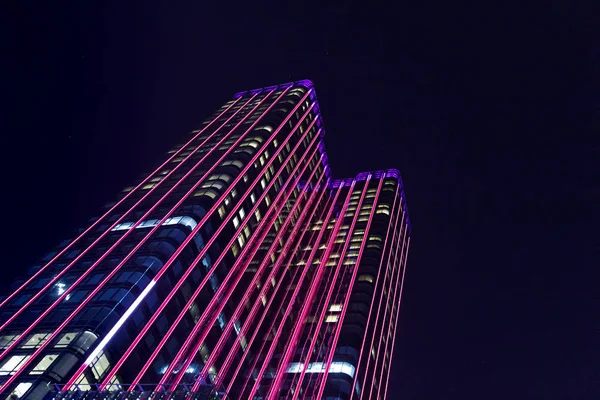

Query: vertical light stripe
left=381, top=237, right=410, bottom=399
left=358, top=198, right=406, bottom=400
left=284, top=178, right=370, bottom=400
left=164, top=142, right=323, bottom=391
left=365, top=204, right=408, bottom=400
left=316, top=177, right=384, bottom=400
left=221, top=177, right=333, bottom=395
left=349, top=187, right=401, bottom=400
left=246, top=182, right=356, bottom=399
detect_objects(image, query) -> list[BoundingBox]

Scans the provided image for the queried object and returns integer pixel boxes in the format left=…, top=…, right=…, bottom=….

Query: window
left=10, top=382, right=32, bottom=398
left=0, top=334, right=21, bottom=349
left=55, top=332, right=79, bottom=348
left=329, top=304, right=342, bottom=312
left=0, top=355, right=31, bottom=375
left=22, top=333, right=50, bottom=349
left=90, top=351, right=111, bottom=379
left=325, top=315, right=340, bottom=323
left=357, top=274, right=374, bottom=283
left=30, top=354, right=58, bottom=375
left=233, top=216, right=240, bottom=229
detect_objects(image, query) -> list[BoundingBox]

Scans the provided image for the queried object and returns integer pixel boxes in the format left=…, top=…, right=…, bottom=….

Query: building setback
left=0, top=80, right=410, bottom=400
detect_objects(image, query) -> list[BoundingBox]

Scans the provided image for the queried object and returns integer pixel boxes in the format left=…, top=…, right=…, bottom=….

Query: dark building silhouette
left=0, top=80, right=410, bottom=400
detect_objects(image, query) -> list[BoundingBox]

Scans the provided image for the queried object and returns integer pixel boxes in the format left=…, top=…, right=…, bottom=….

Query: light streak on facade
left=0, top=80, right=410, bottom=400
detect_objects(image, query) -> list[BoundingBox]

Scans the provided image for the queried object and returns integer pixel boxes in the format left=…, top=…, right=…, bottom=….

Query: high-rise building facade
left=0, top=80, right=410, bottom=400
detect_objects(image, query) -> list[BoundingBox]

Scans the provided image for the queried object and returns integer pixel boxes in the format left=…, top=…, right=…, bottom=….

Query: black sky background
left=2, top=1, right=599, bottom=398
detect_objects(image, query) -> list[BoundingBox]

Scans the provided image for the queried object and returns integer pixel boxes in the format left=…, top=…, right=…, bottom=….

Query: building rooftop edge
left=233, top=81, right=411, bottom=232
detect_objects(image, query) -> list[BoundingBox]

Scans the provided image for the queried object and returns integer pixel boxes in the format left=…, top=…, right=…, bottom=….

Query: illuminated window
left=193, top=189, right=218, bottom=199
left=233, top=216, right=240, bottom=229
left=237, top=234, right=246, bottom=248
left=218, top=206, right=226, bottom=219
left=22, top=333, right=50, bottom=349
left=55, top=332, right=79, bottom=348
left=142, top=183, right=155, bottom=190
left=232, top=243, right=240, bottom=257
left=255, top=209, right=262, bottom=222
left=239, top=208, right=246, bottom=220
left=325, top=315, right=339, bottom=323
left=30, top=354, right=58, bottom=375
left=11, top=382, right=32, bottom=398
left=358, top=274, right=374, bottom=283
left=0, top=335, right=21, bottom=349
left=329, top=304, right=342, bottom=312
left=90, top=351, right=111, bottom=379
left=250, top=193, right=256, bottom=204
left=0, top=355, right=31, bottom=375
left=221, top=159, right=244, bottom=169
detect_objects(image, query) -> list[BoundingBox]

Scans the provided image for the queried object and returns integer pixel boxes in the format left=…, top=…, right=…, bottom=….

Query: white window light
left=111, top=216, right=197, bottom=232
left=285, top=361, right=355, bottom=378
left=30, top=354, right=58, bottom=375
left=12, top=382, right=32, bottom=398
left=0, top=355, right=31, bottom=375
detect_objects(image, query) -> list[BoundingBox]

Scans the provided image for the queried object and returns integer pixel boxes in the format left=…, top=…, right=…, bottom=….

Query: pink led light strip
left=245, top=182, right=356, bottom=399
left=145, top=100, right=319, bottom=391
left=362, top=206, right=406, bottom=399
left=355, top=197, right=405, bottom=400
left=216, top=179, right=332, bottom=397
left=371, top=226, right=409, bottom=400
left=315, top=177, right=384, bottom=400
left=98, top=102, right=318, bottom=389
left=284, top=235, right=347, bottom=400
left=0, top=96, right=247, bottom=319
left=135, top=132, right=322, bottom=392
left=348, top=187, right=401, bottom=400
left=0, top=88, right=287, bottom=394
left=175, top=153, right=326, bottom=393
left=61, top=89, right=314, bottom=390
left=303, top=180, right=381, bottom=398
left=382, top=237, right=410, bottom=399
left=0, top=98, right=242, bottom=312
left=189, top=164, right=327, bottom=392
left=281, top=178, right=370, bottom=400
left=231, top=187, right=346, bottom=398
left=289, top=186, right=370, bottom=399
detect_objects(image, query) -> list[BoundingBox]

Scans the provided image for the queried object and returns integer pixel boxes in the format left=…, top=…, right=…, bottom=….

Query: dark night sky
left=2, top=1, right=599, bottom=398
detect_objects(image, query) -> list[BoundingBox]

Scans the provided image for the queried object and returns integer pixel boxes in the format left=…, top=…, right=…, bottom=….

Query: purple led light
left=386, top=168, right=400, bottom=178
left=356, top=172, right=370, bottom=181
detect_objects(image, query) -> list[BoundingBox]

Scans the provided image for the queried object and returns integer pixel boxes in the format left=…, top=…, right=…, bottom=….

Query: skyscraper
left=0, top=80, right=410, bottom=400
